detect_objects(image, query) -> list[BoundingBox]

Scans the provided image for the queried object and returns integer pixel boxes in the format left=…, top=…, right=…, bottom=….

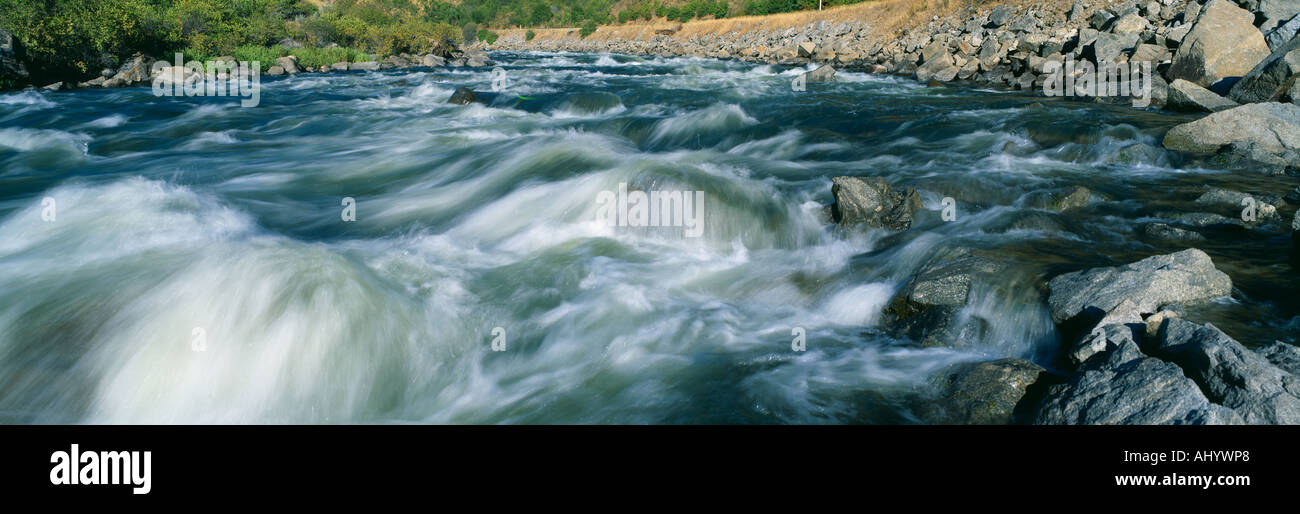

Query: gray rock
left=805, top=64, right=835, bottom=82
left=1258, top=0, right=1300, bottom=30
left=330, top=62, right=350, bottom=71
left=1021, top=185, right=1092, bottom=211
left=915, top=50, right=957, bottom=82
left=987, top=6, right=1014, bottom=28
left=274, top=56, right=301, bottom=74
left=1256, top=342, right=1300, bottom=375
left=266, top=65, right=285, bottom=76
left=422, top=54, right=447, bottom=67
left=1265, top=14, right=1300, bottom=50
left=1156, top=319, right=1300, bottom=424
left=1163, top=102, right=1300, bottom=154
left=1069, top=301, right=1145, bottom=364
left=1035, top=333, right=1243, bottom=424
left=882, top=247, right=1003, bottom=347
left=1227, top=36, right=1300, bottom=104
left=1109, top=143, right=1168, bottom=164
left=351, top=61, right=380, bottom=71
left=447, top=86, right=480, bottom=105
left=1091, top=10, right=1117, bottom=30
left=1142, top=222, right=1208, bottom=244
left=108, top=53, right=155, bottom=86
left=1085, top=32, right=1140, bottom=63
left=1047, top=249, right=1232, bottom=325
left=1167, top=0, right=1272, bottom=90
left=1168, top=78, right=1241, bottom=111
left=926, top=358, right=1046, bottom=424
left=828, top=176, right=922, bottom=231
left=1110, top=12, right=1153, bottom=37
left=1193, top=187, right=1282, bottom=217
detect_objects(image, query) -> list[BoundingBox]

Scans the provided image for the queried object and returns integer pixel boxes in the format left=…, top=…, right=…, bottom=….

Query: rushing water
left=1, top=51, right=1297, bottom=424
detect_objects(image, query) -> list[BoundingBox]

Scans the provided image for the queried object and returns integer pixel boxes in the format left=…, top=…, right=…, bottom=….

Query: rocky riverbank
left=495, top=0, right=1300, bottom=172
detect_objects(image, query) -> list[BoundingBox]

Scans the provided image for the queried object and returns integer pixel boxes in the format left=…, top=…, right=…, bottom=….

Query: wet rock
left=882, top=247, right=1003, bottom=348
left=827, top=176, right=922, bottom=231
left=805, top=64, right=835, bottom=82
left=1155, top=319, right=1300, bottom=424
left=1163, top=211, right=1248, bottom=227
left=1203, top=140, right=1300, bottom=173
left=447, top=86, right=480, bottom=105
left=1162, top=102, right=1300, bottom=155
left=1167, top=78, right=1240, bottom=112
left=1166, top=0, right=1271, bottom=91
left=1109, top=143, right=1168, bottom=165
left=1022, top=185, right=1092, bottom=211
left=1047, top=248, right=1232, bottom=327
left=1069, top=301, right=1145, bottom=364
left=1227, top=36, right=1300, bottom=104
left=1034, top=332, right=1243, bottom=424
left=1193, top=187, right=1282, bottom=217
left=1142, top=222, right=1208, bottom=244
left=925, top=358, right=1047, bottom=424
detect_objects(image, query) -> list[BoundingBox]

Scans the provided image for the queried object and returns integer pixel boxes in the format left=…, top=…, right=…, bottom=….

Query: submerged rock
left=1021, top=185, right=1092, bottom=211
left=1141, top=222, right=1208, bottom=244
left=883, top=247, right=1003, bottom=348
left=447, top=86, right=480, bottom=105
left=925, top=358, right=1047, bottom=424
left=827, top=176, right=922, bottom=231
left=805, top=64, right=836, bottom=82
left=1155, top=319, right=1300, bottom=424
left=1046, top=249, right=1232, bottom=326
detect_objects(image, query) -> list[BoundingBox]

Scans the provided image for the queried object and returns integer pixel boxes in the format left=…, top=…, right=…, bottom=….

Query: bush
left=476, top=29, right=499, bottom=45
left=525, top=29, right=536, bottom=41
left=579, top=19, right=597, bottom=38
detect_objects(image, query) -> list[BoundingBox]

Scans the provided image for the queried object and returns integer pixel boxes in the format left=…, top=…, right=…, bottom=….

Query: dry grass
left=500, top=0, right=1083, bottom=44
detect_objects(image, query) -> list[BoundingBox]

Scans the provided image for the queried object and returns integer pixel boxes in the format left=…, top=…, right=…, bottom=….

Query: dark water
left=0, top=51, right=1295, bottom=423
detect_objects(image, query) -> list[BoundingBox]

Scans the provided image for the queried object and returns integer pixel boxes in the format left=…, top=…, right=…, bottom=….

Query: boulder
left=1226, top=36, right=1300, bottom=104
left=331, top=62, right=350, bottom=71
left=1162, top=102, right=1300, bottom=154
left=1109, top=142, right=1168, bottom=164
left=1256, top=342, right=1300, bottom=375
left=882, top=247, right=1003, bottom=347
left=266, top=65, right=285, bottom=76
left=1091, top=10, right=1117, bottom=30
left=1034, top=332, right=1243, bottom=424
left=1156, top=319, right=1300, bottom=424
left=1084, top=32, right=1140, bottom=63
left=1168, top=78, right=1241, bottom=111
left=1258, top=0, right=1300, bottom=30
left=274, top=56, right=300, bottom=74
left=987, top=6, right=1014, bottom=28
left=1193, top=187, right=1282, bottom=217
left=1167, top=0, right=1271, bottom=91
left=925, top=359, right=1046, bottom=424
left=797, top=41, right=816, bottom=58
left=351, top=61, right=380, bottom=71
left=108, top=53, right=155, bottom=85
left=1046, top=249, right=1232, bottom=326
left=447, top=86, right=479, bottom=105
left=422, top=54, right=447, bottom=67
left=827, top=176, right=922, bottom=230
left=805, top=64, right=835, bottom=82
left=1110, top=12, right=1153, bottom=37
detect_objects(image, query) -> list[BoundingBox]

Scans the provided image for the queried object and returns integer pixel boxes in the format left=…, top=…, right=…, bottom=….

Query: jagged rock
left=1132, top=43, right=1171, bottom=63
left=1258, top=0, right=1300, bottom=31
left=827, top=176, right=922, bottom=230
left=1110, top=12, right=1152, bottom=37
left=916, top=50, right=957, bottom=82
left=882, top=247, right=1003, bottom=347
left=1142, top=222, right=1208, bottom=244
left=447, top=86, right=480, bottom=105
left=925, top=359, right=1046, bottom=424
left=1227, top=36, right=1300, bottom=104
left=1091, top=10, right=1117, bottom=30
left=1167, top=0, right=1271, bottom=91
left=102, top=53, right=155, bottom=87
left=987, top=6, right=1015, bottom=28
left=1168, top=78, right=1240, bottom=111
left=1156, top=319, right=1300, bottom=424
left=1034, top=332, right=1243, bottom=425
left=1266, top=14, right=1300, bottom=50
left=1163, top=102, right=1300, bottom=155
left=798, top=41, right=816, bottom=58
left=1047, top=249, right=1232, bottom=326
left=1165, top=23, right=1192, bottom=47
left=1069, top=301, right=1145, bottom=364
left=1084, top=32, right=1140, bottom=63
left=1257, top=342, right=1300, bottom=375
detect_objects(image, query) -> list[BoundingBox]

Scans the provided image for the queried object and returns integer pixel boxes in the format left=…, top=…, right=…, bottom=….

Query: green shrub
left=525, top=29, right=536, bottom=41
left=579, top=19, right=597, bottom=38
